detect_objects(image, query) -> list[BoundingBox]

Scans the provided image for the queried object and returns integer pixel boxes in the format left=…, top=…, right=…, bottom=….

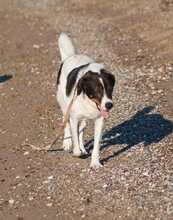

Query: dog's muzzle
left=91, top=99, right=112, bottom=119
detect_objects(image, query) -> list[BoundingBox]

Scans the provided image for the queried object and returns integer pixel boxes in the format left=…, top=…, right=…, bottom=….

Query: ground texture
left=0, top=0, right=173, bottom=219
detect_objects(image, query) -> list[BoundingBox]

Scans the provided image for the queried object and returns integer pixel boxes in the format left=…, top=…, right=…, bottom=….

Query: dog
left=56, top=33, right=115, bottom=168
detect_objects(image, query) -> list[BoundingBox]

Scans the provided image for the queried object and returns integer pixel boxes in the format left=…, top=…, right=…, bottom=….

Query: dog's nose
left=105, top=102, right=113, bottom=110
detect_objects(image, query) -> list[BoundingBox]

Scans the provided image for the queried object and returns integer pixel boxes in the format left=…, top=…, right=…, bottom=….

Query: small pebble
left=28, top=196, right=34, bottom=201
left=33, top=44, right=40, bottom=49
left=9, top=199, right=14, bottom=205
left=48, top=176, right=54, bottom=180
left=46, top=203, right=53, bottom=207
left=103, top=184, right=108, bottom=188
left=24, top=151, right=29, bottom=155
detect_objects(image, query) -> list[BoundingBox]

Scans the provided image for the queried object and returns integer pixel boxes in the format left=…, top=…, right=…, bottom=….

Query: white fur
left=58, top=33, right=76, bottom=61
left=57, top=33, right=111, bottom=168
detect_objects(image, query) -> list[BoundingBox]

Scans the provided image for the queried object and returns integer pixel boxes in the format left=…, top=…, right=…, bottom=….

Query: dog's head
left=77, top=69, right=115, bottom=118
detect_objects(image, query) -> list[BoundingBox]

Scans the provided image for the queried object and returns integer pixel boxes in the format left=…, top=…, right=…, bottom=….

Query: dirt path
left=0, top=1, right=173, bottom=219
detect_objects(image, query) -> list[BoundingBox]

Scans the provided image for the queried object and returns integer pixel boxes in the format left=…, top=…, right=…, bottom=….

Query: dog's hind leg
left=79, top=120, right=87, bottom=155
left=63, top=122, right=72, bottom=152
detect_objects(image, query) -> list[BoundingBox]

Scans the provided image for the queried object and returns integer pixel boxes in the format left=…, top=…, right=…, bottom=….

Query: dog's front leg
left=90, top=117, right=104, bottom=169
left=63, top=122, right=72, bottom=152
left=79, top=120, right=87, bottom=155
left=70, top=117, right=81, bottom=157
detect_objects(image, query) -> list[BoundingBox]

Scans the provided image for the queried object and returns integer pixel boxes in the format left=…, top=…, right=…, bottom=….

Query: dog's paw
left=63, top=146, right=72, bottom=152
left=73, top=149, right=82, bottom=157
left=63, top=140, right=72, bottom=152
left=90, top=161, right=103, bottom=169
left=80, top=148, right=88, bottom=155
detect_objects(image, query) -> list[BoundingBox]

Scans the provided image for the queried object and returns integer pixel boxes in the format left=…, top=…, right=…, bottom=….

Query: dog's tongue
left=100, top=110, right=109, bottom=118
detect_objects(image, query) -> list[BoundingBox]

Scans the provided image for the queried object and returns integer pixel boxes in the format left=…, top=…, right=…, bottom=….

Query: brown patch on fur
left=100, top=69, right=115, bottom=99
left=77, top=71, right=104, bottom=104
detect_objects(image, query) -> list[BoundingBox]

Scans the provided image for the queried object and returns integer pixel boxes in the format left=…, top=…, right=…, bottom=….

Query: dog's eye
left=89, top=94, right=94, bottom=98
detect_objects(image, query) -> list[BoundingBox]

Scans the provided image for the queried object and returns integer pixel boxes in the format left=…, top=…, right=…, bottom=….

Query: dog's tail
left=58, top=33, right=76, bottom=62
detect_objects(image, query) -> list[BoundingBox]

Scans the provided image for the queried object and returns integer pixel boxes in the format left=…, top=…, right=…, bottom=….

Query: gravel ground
left=0, top=1, right=173, bottom=219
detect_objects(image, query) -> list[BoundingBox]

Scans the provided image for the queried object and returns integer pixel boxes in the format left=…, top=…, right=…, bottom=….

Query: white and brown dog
left=56, top=33, right=115, bottom=168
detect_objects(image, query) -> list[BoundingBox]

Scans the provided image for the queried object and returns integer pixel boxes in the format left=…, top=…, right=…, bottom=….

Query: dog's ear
left=76, top=72, right=92, bottom=96
left=100, top=69, right=115, bottom=98
left=77, top=77, right=85, bottom=95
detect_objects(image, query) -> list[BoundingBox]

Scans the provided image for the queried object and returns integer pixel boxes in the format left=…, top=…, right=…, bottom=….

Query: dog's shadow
left=84, top=106, right=173, bottom=163
left=0, top=74, right=12, bottom=83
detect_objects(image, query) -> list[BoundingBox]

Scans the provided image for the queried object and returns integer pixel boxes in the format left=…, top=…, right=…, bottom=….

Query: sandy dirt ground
left=0, top=0, right=173, bottom=219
